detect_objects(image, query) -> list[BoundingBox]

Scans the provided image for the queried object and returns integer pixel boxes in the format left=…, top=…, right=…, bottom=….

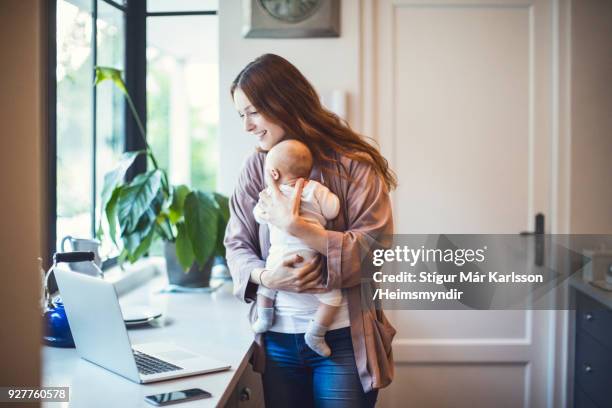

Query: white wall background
left=212, top=1, right=612, bottom=406
left=569, top=0, right=612, bottom=233
left=217, top=0, right=361, bottom=195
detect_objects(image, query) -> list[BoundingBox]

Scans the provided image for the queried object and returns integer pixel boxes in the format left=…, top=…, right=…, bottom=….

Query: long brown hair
left=231, top=54, right=397, bottom=191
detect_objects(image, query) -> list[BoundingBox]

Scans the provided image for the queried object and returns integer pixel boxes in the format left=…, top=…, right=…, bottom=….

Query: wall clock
left=242, top=0, right=340, bottom=38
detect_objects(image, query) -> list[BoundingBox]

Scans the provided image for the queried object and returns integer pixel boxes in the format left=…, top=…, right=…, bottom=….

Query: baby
left=252, top=139, right=342, bottom=357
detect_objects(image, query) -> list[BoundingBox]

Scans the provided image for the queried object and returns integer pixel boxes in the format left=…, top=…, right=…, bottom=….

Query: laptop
left=54, top=267, right=231, bottom=384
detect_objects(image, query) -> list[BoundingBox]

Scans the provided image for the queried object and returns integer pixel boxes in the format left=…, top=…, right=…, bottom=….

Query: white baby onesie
left=253, top=180, right=343, bottom=308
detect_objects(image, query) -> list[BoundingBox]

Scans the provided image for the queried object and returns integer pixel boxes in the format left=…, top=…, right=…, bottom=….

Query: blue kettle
left=42, top=251, right=102, bottom=348
left=42, top=298, right=74, bottom=348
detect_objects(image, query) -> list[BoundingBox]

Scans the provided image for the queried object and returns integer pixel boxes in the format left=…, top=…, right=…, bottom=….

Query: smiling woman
left=225, top=54, right=398, bottom=408
left=233, top=87, right=285, bottom=151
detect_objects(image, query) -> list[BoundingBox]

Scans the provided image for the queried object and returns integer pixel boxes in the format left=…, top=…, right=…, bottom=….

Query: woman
left=224, top=54, right=397, bottom=408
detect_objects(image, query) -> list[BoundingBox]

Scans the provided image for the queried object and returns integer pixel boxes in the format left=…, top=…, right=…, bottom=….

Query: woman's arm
left=251, top=255, right=325, bottom=293
left=224, top=154, right=267, bottom=303
left=324, top=161, right=393, bottom=289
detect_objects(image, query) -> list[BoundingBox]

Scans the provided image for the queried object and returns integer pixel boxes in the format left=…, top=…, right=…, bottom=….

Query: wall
left=217, top=0, right=361, bottom=195
left=570, top=0, right=612, bottom=233
left=0, top=0, right=45, bottom=395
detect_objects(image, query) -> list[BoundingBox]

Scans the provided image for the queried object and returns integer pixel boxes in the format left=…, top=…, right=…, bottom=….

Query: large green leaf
left=150, top=188, right=165, bottom=214
left=184, top=191, right=218, bottom=267
left=117, top=170, right=162, bottom=235
left=213, top=193, right=229, bottom=257
left=121, top=208, right=157, bottom=262
left=130, top=225, right=156, bottom=262
left=100, top=151, right=143, bottom=207
left=175, top=223, right=194, bottom=271
left=105, top=186, right=122, bottom=246
left=97, top=151, right=143, bottom=238
left=122, top=227, right=145, bottom=258
left=168, top=184, right=191, bottom=224
left=214, top=193, right=230, bottom=224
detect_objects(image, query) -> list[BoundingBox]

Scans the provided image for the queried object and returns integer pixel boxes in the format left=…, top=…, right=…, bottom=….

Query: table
left=42, top=275, right=263, bottom=407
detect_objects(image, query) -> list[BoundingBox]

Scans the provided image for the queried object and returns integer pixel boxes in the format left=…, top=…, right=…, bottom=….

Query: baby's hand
left=256, top=177, right=305, bottom=234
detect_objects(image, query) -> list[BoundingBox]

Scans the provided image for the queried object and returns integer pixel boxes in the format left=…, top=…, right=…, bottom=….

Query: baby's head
left=265, top=139, right=313, bottom=186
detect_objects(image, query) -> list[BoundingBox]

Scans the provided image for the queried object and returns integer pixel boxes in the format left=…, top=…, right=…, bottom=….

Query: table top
left=569, top=273, right=612, bottom=310
left=42, top=275, right=254, bottom=407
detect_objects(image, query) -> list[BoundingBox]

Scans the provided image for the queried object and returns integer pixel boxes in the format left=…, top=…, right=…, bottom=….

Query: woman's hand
left=262, top=253, right=326, bottom=293
left=256, top=172, right=306, bottom=234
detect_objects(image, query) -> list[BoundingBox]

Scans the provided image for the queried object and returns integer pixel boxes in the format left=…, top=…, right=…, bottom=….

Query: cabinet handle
left=584, top=364, right=592, bottom=373
left=585, top=313, right=593, bottom=321
left=239, top=387, right=252, bottom=402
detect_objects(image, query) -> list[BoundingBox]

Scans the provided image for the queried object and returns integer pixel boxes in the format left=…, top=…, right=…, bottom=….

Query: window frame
left=47, top=0, right=218, bottom=267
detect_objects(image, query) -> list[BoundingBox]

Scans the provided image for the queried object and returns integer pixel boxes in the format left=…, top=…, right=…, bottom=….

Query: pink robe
left=224, top=151, right=396, bottom=392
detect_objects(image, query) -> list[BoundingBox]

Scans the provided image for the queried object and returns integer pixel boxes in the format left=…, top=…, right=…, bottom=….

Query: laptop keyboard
left=133, top=350, right=183, bottom=375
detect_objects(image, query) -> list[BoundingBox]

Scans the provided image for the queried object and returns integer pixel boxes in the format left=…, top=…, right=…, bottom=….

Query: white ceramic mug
left=60, top=236, right=102, bottom=275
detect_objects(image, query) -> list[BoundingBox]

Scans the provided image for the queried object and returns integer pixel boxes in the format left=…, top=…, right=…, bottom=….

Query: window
left=95, top=0, right=126, bottom=259
left=146, top=14, right=219, bottom=191
left=56, top=0, right=94, bottom=247
left=51, top=0, right=219, bottom=264
left=147, top=0, right=218, bottom=13
left=145, top=3, right=219, bottom=256
left=56, top=0, right=126, bottom=262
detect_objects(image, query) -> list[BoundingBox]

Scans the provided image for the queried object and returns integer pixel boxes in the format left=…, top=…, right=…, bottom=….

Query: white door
left=366, top=1, right=564, bottom=407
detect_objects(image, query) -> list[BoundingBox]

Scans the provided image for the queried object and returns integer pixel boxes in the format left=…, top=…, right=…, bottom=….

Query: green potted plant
left=95, top=67, right=229, bottom=287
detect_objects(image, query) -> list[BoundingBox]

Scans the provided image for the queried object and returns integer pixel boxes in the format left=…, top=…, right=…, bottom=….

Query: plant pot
left=164, top=242, right=213, bottom=287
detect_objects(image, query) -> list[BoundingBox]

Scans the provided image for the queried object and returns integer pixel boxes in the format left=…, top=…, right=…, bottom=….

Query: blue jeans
left=262, top=327, right=378, bottom=408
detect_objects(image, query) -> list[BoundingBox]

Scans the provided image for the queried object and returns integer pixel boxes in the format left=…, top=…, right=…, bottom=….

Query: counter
left=569, top=274, right=612, bottom=408
left=42, top=273, right=263, bottom=407
left=569, top=274, right=612, bottom=310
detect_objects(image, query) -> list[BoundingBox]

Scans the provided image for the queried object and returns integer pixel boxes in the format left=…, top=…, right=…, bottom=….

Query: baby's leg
left=305, top=290, right=342, bottom=357
left=313, top=302, right=340, bottom=327
left=257, top=293, right=274, bottom=308
left=252, top=286, right=277, bottom=334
